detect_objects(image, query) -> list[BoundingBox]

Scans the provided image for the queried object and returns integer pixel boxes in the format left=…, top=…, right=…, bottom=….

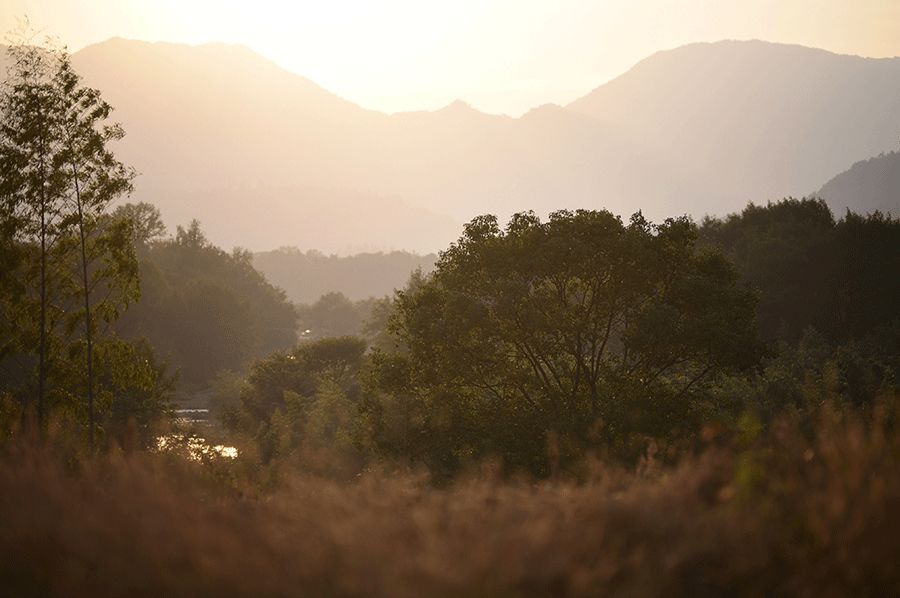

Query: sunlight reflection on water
left=156, top=434, right=238, bottom=460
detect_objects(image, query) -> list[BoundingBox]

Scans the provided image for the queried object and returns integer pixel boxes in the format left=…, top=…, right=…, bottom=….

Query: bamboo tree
left=0, top=37, right=69, bottom=428
left=52, top=50, right=135, bottom=450
left=2, top=37, right=138, bottom=447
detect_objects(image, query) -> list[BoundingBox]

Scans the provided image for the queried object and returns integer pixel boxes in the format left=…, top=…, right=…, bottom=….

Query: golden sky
left=3, top=0, right=899, bottom=115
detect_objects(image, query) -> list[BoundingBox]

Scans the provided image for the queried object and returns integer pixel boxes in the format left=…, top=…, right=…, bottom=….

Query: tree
left=239, top=336, right=367, bottom=463
left=296, top=291, right=377, bottom=339
left=175, top=219, right=208, bottom=248
left=700, top=199, right=900, bottom=345
left=111, top=202, right=166, bottom=247
left=53, top=48, right=137, bottom=450
left=0, top=36, right=70, bottom=425
left=113, top=218, right=298, bottom=388
left=699, top=198, right=836, bottom=343
left=371, top=210, right=761, bottom=473
left=1, top=36, right=142, bottom=446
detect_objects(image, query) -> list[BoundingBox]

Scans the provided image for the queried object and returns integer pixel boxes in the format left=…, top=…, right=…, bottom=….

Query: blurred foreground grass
left=0, top=407, right=897, bottom=597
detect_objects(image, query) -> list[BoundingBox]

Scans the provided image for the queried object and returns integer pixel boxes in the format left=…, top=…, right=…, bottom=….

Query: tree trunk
left=70, top=160, right=95, bottom=452
left=37, top=171, right=47, bottom=431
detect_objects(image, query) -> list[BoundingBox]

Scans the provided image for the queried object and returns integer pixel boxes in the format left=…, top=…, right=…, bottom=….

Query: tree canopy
left=370, top=210, right=760, bottom=473
left=113, top=214, right=298, bottom=387
left=700, top=198, right=900, bottom=344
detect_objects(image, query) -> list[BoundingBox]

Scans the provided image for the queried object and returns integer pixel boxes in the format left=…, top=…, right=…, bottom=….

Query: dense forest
left=1, top=35, right=899, bottom=597
left=112, top=209, right=297, bottom=388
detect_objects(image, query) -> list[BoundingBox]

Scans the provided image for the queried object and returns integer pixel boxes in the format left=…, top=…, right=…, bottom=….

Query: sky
left=3, top=0, right=899, bottom=115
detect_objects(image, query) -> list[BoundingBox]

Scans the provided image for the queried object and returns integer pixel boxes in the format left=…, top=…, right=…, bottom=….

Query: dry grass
left=0, top=410, right=898, bottom=597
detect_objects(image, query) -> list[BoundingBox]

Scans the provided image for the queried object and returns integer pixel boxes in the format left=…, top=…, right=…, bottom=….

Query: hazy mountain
left=67, top=39, right=459, bottom=254
left=817, top=152, right=899, bottom=216
left=568, top=40, right=900, bottom=217
left=3, top=38, right=898, bottom=252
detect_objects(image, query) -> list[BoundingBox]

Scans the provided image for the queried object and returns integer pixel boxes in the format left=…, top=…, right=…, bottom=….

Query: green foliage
left=716, top=327, right=899, bottom=426
left=700, top=198, right=900, bottom=344
left=296, top=291, right=376, bottom=339
left=79, top=337, right=173, bottom=448
left=0, top=35, right=156, bottom=446
left=111, top=202, right=166, bottom=246
left=237, top=336, right=368, bottom=467
left=114, top=216, right=297, bottom=387
left=367, top=210, right=760, bottom=474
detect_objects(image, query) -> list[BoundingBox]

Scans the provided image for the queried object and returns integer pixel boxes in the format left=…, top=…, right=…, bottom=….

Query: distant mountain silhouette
left=568, top=40, right=900, bottom=217
left=817, top=151, right=899, bottom=215
left=252, top=249, right=435, bottom=304
left=2, top=38, right=898, bottom=251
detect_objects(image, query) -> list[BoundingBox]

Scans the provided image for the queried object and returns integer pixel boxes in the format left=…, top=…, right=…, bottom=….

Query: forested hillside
left=112, top=209, right=297, bottom=388
left=817, top=151, right=900, bottom=215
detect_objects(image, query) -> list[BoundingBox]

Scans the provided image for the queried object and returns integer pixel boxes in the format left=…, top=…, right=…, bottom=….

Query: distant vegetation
left=700, top=198, right=899, bottom=344
left=229, top=202, right=899, bottom=480
left=253, top=248, right=435, bottom=304
left=113, top=209, right=297, bottom=388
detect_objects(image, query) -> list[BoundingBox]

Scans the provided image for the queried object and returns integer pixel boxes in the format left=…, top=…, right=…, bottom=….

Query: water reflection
left=156, top=434, right=239, bottom=460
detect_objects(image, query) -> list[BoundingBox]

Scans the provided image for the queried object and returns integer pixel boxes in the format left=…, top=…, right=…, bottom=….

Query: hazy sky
left=3, top=0, right=899, bottom=115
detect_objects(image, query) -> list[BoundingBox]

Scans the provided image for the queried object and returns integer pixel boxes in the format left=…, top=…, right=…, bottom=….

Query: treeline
left=112, top=208, right=297, bottom=388
left=253, top=247, right=435, bottom=304
left=222, top=200, right=899, bottom=479
left=700, top=198, right=899, bottom=344
left=2, top=36, right=898, bottom=484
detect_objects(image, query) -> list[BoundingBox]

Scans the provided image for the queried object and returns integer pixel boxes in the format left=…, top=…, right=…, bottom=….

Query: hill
left=568, top=40, right=900, bottom=217
left=817, top=151, right=899, bottom=215
left=3, top=38, right=898, bottom=252
left=252, top=249, right=435, bottom=304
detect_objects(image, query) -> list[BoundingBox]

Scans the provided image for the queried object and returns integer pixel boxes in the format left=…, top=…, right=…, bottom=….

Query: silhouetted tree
left=112, top=202, right=166, bottom=247
left=371, top=210, right=761, bottom=473
left=0, top=37, right=69, bottom=425
left=53, top=47, right=137, bottom=449
left=1, top=37, right=153, bottom=446
left=700, top=198, right=900, bottom=344
left=114, top=218, right=298, bottom=387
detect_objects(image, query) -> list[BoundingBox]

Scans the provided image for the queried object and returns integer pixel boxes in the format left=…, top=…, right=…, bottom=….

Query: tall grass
left=0, top=408, right=897, bottom=597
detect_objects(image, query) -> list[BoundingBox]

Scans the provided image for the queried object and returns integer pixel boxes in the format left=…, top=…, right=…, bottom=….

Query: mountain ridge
left=817, top=151, right=900, bottom=215
left=2, top=38, right=897, bottom=252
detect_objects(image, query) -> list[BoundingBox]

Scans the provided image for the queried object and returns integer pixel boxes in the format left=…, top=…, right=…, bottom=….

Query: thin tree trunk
left=37, top=171, right=47, bottom=432
left=69, top=160, right=95, bottom=452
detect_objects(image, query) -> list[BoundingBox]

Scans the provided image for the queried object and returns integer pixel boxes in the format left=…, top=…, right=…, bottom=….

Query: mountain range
left=1, top=38, right=898, bottom=252
left=817, top=151, right=899, bottom=215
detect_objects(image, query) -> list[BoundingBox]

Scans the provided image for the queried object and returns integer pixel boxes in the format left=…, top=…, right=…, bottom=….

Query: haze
left=4, top=0, right=899, bottom=115
left=2, top=2, right=900, bottom=593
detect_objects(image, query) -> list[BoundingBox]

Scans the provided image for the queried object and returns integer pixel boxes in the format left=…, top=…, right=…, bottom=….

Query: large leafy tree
left=373, top=210, right=760, bottom=473
left=111, top=202, right=166, bottom=248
